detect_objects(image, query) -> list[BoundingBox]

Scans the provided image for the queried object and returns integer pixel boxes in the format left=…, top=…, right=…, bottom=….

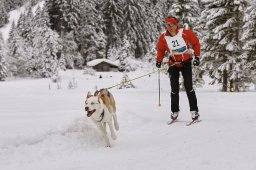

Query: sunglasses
left=166, top=23, right=176, bottom=27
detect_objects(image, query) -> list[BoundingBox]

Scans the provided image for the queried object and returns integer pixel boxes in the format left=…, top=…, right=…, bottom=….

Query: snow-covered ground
left=0, top=69, right=256, bottom=170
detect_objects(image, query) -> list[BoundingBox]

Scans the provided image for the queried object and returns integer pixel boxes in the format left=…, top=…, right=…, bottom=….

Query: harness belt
left=169, top=56, right=192, bottom=66
left=98, top=110, right=105, bottom=122
left=99, top=88, right=111, bottom=98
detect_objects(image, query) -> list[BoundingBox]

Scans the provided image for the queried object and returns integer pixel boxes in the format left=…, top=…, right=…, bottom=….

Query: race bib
left=165, top=29, right=188, bottom=55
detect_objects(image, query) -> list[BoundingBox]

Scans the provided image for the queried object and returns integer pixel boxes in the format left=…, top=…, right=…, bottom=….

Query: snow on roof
left=87, top=59, right=119, bottom=67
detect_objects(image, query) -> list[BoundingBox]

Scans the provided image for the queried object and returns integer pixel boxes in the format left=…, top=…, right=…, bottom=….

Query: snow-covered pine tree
left=144, top=0, right=165, bottom=43
left=15, top=7, right=34, bottom=46
left=77, top=0, right=106, bottom=63
left=240, top=0, right=256, bottom=89
left=195, top=1, right=212, bottom=88
left=28, top=0, right=42, bottom=7
left=94, top=30, right=107, bottom=59
left=142, top=1, right=165, bottom=65
left=59, top=0, right=81, bottom=33
left=144, top=43, right=157, bottom=65
left=0, top=33, right=7, bottom=81
left=165, top=0, right=173, bottom=17
left=167, top=0, right=200, bottom=30
left=2, top=0, right=23, bottom=12
left=0, top=2, right=9, bottom=27
left=29, top=6, right=63, bottom=78
left=101, top=0, right=123, bottom=58
left=45, top=0, right=63, bottom=34
left=16, top=12, right=26, bottom=37
left=62, top=31, right=83, bottom=69
left=22, top=7, right=33, bottom=43
left=7, top=21, right=30, bottom=77
left=117, top=36, right=132, bottom=72
left=122, top=0, right=150, bottom=59
left=202, top=0, right=247, bottom=92
left=8, top=21, right=16, bottom=46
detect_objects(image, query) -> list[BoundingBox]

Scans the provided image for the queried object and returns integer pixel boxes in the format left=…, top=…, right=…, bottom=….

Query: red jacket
left=156, top=29, right=200, bottom=67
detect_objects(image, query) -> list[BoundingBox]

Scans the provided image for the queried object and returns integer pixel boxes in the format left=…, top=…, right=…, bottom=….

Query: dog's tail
left=110, top=94, right=116, bottom=113
left=113, top=113, right=119, bottom=131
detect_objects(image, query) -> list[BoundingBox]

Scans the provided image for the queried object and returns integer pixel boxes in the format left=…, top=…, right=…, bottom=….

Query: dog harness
left=98, top=110, right=104, bottom=122
left=100, top=88, right=111, bottom=98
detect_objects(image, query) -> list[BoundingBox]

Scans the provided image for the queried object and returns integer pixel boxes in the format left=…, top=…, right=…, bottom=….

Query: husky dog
left=85, top=89, right=119, bottom=147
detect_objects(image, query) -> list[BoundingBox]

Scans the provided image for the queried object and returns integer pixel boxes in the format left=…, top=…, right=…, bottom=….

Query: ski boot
left=171, top=112, right=179, bottom=120
left=191, top=111, right=200, bottom=121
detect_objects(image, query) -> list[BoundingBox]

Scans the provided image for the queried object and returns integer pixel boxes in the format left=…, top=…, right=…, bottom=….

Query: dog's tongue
left=87, top=110, right=95, bottom=117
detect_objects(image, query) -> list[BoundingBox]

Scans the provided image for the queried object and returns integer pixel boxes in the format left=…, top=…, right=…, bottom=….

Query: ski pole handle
left=158, top=68, right=161, bottom=107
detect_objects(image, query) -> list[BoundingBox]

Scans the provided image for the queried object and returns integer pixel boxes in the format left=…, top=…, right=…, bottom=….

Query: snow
left=87, top=58, right=119, bottom=67
left=1, top=69, right=256, bottom=170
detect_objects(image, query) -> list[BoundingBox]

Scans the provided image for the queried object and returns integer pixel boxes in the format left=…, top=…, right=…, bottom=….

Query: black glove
left=193, top=57, right=200, bottom=66
left=156, top=61, right=162, bottom=68
left=169, top=56, right=175, bottom=62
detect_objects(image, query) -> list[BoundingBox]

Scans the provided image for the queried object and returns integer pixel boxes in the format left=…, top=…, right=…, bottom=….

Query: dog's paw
left=105, top=144, right=112, bottom=148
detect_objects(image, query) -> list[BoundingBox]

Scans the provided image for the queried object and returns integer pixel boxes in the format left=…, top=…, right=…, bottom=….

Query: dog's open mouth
left=87, top=109, right=96, bottom=117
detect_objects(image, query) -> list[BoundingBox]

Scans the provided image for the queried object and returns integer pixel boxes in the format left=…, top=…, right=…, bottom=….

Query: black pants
left=168, top=62, right=198, bottom=112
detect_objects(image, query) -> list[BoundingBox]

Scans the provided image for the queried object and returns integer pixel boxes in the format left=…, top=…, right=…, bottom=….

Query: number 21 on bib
left=165, top=29, right=188, bottom=55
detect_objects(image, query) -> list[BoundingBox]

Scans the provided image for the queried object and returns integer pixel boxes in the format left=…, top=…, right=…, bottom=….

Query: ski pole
left=158, top=68, right=161, bottom=107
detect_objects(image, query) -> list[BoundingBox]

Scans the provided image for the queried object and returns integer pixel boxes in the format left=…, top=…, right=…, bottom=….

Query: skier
left=155, top=16, right=201, bottom=122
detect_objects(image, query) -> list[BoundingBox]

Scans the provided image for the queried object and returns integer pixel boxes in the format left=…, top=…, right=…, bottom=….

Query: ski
left=167, top=119, right=178, bottom=125
left=186, top=119, right=202, bottom=126
left=167, top=119, right=202, bottom=126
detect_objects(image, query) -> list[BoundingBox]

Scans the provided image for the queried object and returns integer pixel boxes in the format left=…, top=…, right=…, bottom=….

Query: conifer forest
left=0, top=0, right=255, bottom=92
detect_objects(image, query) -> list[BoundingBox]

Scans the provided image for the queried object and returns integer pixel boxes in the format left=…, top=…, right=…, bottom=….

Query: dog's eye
left=91, top=102, right=95, bottom=105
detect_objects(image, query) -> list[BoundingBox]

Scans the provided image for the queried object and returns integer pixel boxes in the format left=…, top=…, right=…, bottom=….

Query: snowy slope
left=0, top=69, right=256, bottom=170
left=0, top=1, right=45, bottom=43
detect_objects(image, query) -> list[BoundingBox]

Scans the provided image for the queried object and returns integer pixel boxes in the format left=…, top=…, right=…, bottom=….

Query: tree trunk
left=254, top=76, right=256, bottom=91
left=230, top=79, right=234, bottom=92
left=229, top=63, right=234, bottom=92
left=222, top=69, right=228, bottom=92
left=235, top=83, right=239, bottom=92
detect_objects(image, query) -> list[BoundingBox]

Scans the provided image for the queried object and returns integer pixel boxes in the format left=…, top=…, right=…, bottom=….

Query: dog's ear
left=94, top=90, right=100, bottom=96
left=86, top=92, right=92, bottom=99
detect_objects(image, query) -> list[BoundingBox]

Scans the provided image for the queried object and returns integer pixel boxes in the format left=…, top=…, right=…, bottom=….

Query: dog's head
left=85, top=92, right=102, bottom=117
